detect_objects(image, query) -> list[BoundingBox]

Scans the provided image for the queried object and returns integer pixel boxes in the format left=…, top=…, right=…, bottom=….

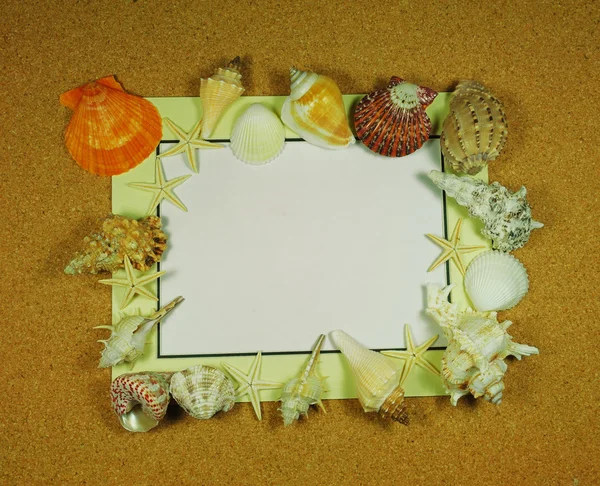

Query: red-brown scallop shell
left=354, top=77, right=437, bottom=157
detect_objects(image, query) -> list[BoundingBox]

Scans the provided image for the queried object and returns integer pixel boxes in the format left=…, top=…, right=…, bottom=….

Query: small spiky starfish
left=426, top=218, right=486, bottom=276
left=129, top=158, right=191, bottom=215
left=159, top=118, right=223, bottom=173
left=222, top=352, right=282, bottom=421
left=381, top=324, right=440, bottom=385
left=99, top=256, right=165, bottom=310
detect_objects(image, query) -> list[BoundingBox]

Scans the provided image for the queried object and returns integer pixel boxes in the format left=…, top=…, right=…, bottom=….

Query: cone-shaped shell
left=465, top=251, right=529, bottom=311
left=170, top=366, right=236, bottom=420
left=110, top=372, right=171, bottom=432
left=354, top=77, right=438, bottom=157
left=280, top=68, right=354, bottom=150
left=441, top=81, right=508, bottom=175
left=200, top=57, right=245, bottom=139
left=96, top=296, right=184, bottom=368
left=331, top=330, right=408, bottom=424
left=60, top=76, right=162, bottom=176
left=230, top=103, right=285, bottom=165
left=65, top=214, right=167, bottom=275
left=428, top=170, right=543, bottom=252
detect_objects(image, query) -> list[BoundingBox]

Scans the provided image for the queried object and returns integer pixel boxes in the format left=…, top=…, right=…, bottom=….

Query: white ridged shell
left=170, top=365, right=236, bottom=420
left=230, top=104, right=285, bottom=165
left=465, top=251, right=529, bottom=311
left=330, top=330, right=401, bottom=413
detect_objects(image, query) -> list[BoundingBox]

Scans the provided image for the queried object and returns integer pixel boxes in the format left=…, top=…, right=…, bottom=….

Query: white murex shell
left=95, top=296, right=184, bottom=368
left=426, top=284, right=538, bottom=406
left=331, top=330, right=408, bottom=424
left=465, top=251, right=529, bottom=311
left=170, top=365, right=236, bottom=420
left=230, top=103, right=285, bottom=165
left=279, top=334, right=327, bottom=426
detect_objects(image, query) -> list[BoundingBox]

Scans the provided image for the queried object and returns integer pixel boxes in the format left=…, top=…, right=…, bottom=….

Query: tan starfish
left=426, top=218, right=486, bottom=276
left=99, top=256, right=165, bottom=310
left=159, top=118, right=223, bottom=173
left=129, top=158, right=191, bottom=215
left=381, top=324, right=440, bottom=385
left=222, top=352, right=283, bottom=421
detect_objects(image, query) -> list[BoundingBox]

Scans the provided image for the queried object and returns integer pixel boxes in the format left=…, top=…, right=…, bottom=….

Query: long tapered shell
left=170, top=366, right=236, bottom=420
left=331, top=330, right=408, bottom=424
left=354, top=77, right=437, bottom=157
left=65, top=214, right=167, bottom=275
left=200, top=57, right=245, bottom=139
left=441, top=81, right=508, bottom=175
left=110, top=372, right=171, bottom=432
left=230, top=103, right=285, bottom=165
left=465, top=251, right=529, bottom=311
left=60, top=76, right=162, bottom=176
left=280, top=68, right=354, bottom=150
left=96, top=296, right=184, bottom=368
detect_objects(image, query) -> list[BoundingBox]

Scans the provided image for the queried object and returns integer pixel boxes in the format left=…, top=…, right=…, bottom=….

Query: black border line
left=155, top=136, right=450, bottom=359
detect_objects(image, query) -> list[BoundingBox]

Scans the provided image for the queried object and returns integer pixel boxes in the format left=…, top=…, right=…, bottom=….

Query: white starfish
left=222, top=352, right=282, bottom=421
left=381, top=324, right=440, bottom=385
left=159, top=118, right=223, bottom=173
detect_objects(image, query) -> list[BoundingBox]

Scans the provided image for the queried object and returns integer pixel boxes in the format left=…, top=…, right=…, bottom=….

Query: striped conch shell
left=110, top=372, right=172, bottom=432
left=331, top=330, right=408, bottom=424
left=200, top=57, right=245, bottom=138
left=60, top=76, right=162, bottom=176
left=441, top=81, right=508, bottom=175
left=170, top=365, right=236, bottom=420
left=281, top=68, right=354, bottom=150
left=95, top=296, right=183, bottom=368
left=426, top=284, right=538, bottom=405
left=279, top=334, right=327, bottom=426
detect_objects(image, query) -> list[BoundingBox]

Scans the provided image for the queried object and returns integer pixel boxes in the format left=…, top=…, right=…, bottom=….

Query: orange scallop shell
left=60, top=76, right=162, bottom=176
left=354, top=77, right=437, bottom=157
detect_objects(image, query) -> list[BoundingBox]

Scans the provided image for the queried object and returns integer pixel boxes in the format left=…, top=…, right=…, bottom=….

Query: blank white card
left=158, top=139, right=447, bottom=356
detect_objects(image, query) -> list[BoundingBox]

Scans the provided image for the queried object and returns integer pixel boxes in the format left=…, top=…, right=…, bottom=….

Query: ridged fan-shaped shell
left=331, top=330, right=408, bottom=424
left=280, top=68, right=354, bottom=150
left=60, top=76, right=162, bottom=176
left=200, top=57, right=245, bottom=139
left=441, top=81, right=508, bottom=175
left=110, top=372, right=171, bottom=432
left=230, top=103, right=285, bottom=165
left=465, top=251, right=529, bottom=311
left=170, top=365, right=236, bottom=420
left=65, top=214, right=167, bottom=275
left=354, top=77, right=437, bottom=157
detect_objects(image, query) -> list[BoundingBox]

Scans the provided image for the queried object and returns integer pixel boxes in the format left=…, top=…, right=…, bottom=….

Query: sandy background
left=2, top=0, right=599, bottom=484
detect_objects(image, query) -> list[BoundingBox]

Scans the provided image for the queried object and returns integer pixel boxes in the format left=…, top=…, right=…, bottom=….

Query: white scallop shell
left=465, top=251, right=529, bottom=311
left=230, top=103, right=285, bottom=165
left=170, top=365, right=236, bottom=420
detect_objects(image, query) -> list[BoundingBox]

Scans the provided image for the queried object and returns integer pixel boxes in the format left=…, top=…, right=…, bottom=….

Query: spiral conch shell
left=428, top=171, right=543, bottom=252
left=65, top=214, right=167, bottom=275
left=354, top=77, right=438, bottom=157
left=199, top=57, right=245, bottom=139
left=281, top=68, right=355, bottom=150
left=331, top=330, right=408, bottom=424
left=110, top=372, right=172, bottom=432
left=426, top=284, right=539, bottom=405
left=279, top=334, right=327, bottom=426
left=60, top=76, right=162, bottom=176
left=441, top=81, right=508, bottom=175
left=95, top=296, right=183, bottom=368
left=170, top=365, right=236, bottom=420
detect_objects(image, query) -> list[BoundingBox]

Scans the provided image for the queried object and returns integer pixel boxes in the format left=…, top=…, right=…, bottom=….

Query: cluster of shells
left=62, top=60, right=544, bottom=431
